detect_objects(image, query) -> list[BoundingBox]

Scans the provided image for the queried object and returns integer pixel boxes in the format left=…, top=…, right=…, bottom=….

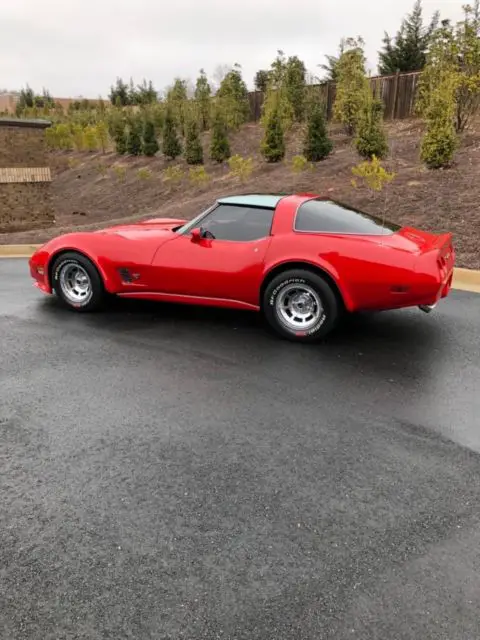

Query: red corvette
left=29, top=193, right=455, bottom=342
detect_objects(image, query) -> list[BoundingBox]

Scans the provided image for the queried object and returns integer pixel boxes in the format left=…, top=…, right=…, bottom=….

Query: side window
left=295, top=199, right=401, bottom=235
left=198, top=205, right=274, bottom=241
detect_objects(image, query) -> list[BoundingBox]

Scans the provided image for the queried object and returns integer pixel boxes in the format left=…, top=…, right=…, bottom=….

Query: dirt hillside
left=2, top=120, right=479, bottom=268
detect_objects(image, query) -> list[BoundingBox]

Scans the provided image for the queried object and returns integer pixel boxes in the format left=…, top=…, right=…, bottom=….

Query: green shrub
left=163, top=165, right=184, bottom=183
left=420, top=120, right=457, bottom=168
left=260, top=108, right=285, bottom=162
left=137, top=167, right=152, bottom=179
left=185, top=120, right=204, bottom=165
left=216, top=64, right=250, bottom=130
left=194, top=69, right=212, bottom=131
left=333, top=37, right=370, bottom=135
left=142, top=119, right=159, bottom=157
left=351, top=155, right=395, bottom=198
left=96, top=120, right=110, bottom=153
left=209, top=111, right=231, bottom=162
left=162, top=108, right=182, bottom=159
left=303, top=103, right=333, bottom=161
left=291, top=155, right=313, bottom=173
left=419, top=74, right=458, bottom=169
left=71, top=124, right=85, bottom=151
left=227, top=154, right=254, bottom=181
left=188, top=166, right=210, bottom=186
left=47, top=124, right=73, bottom=150
left=84, top=125, right=99, bottom=151
left=126, top=118, right=143, bottom=156
left=285, top=55, right=307, bottom=122
left=355, top=98, right=389, bottom=159
left=113, top=166, right=127, bottom=181
left=113, top=126, right=127, bottom=155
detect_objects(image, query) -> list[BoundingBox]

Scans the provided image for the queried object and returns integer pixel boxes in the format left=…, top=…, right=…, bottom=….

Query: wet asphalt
left=1, top=257, right=480, bottom=640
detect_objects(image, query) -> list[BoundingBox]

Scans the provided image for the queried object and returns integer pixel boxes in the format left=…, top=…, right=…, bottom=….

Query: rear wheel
left=51, top=251, right=105, bottom=312
left=263, top=269, right=340, bottom=342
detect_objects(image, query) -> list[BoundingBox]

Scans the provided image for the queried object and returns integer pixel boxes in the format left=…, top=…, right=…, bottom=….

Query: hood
left=94, top=217, right=187, bottom=240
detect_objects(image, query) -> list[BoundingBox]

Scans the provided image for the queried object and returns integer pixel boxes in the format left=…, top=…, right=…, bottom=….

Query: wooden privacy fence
left=247, top=70, right=422, bottom=122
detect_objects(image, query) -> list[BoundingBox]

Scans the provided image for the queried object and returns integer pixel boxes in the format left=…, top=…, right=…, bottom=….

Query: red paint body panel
left=28, top=194, right=456, bottom=315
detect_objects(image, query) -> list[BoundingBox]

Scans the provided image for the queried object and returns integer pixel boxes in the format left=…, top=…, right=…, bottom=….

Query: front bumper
left=29, top=252, right=52, bottom=294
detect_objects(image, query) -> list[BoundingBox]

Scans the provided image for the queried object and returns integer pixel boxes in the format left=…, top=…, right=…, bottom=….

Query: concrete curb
left=1, top=244, right=480, bottom=294
left=0, top=244, right=42, bottom=258
left=452, top=268, right=480, bottom=294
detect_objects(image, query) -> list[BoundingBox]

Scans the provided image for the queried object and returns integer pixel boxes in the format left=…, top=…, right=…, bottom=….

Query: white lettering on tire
left=269, top=278, right=305, bottom=306
left=53, top=258, right=81, bottom=282
left=269, top=277, right=328, bottom=337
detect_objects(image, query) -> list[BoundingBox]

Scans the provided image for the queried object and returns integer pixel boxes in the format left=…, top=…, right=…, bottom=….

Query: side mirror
left=191, top=227, right=214, bottom=242
left=190, top=228, right=202, bottom=243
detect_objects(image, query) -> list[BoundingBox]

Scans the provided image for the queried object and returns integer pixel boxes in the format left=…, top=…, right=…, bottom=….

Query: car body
left=29, top=192, right=455, bottom=342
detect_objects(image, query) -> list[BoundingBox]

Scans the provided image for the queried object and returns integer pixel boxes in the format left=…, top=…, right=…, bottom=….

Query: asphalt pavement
left=2, top=257, right=480, bottom=640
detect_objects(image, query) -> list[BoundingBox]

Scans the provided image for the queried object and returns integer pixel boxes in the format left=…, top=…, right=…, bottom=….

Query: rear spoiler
left=430, top=232, right=453, bottom=252
left=411, top=231, right=453, bottom=255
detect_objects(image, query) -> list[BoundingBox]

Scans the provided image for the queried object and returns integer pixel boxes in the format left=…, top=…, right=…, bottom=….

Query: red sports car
left=29, top=193, right=455, bottom=342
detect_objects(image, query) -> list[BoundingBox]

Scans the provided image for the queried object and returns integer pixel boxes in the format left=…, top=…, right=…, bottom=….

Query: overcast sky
left=1, top=0, right=465, bottom=98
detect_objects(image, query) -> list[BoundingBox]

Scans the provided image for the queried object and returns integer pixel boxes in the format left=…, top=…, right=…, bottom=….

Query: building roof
left=0, top=118, right=52, bottom=129
left=217, top=194, right=287, bottom=208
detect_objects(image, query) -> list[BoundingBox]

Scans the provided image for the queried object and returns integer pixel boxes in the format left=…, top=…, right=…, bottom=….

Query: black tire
left=263, top=269, right=340, bottom=342
left=51, top=251, right=105, bottom=312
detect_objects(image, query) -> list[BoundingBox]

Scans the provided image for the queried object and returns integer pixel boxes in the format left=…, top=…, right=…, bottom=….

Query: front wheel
left=51, top=251, right=105, bottom=312
left=263, top=269, right=340, bottom=342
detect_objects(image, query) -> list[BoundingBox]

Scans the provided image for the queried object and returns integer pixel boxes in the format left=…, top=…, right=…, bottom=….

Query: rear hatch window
left=295, top=198, right=401, bottom=235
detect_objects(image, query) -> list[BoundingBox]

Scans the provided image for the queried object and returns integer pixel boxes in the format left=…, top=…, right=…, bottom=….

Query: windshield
left=175, top=204, right=216, bottom=234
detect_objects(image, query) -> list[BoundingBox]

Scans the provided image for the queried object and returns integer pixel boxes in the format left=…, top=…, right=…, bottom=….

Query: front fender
left=34, top=232, right=148, bottom=294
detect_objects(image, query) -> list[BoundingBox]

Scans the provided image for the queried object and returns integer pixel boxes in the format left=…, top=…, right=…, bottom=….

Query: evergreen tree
left=320, top=54, right=340, bottom=82
left=254, top=70, right=270, bottom=91
left=333, top=37, right=370, bottom=135
left=109, top=77, right=130, bottom=106
left=417, top=3, right=480, bottom=133
left=209, top=111, right=231, bottom=162
left=114, top=127, right=127, bottom=155
left=378, top=0, right=439, bottom=74
left=185, top=120, right=203, bottom=164
left=162, top=108, right=182, bottom=159
left=166, top=78, right=188, bottom=131
left=84, top=125, right=99, bottom=151
left=136, top=79, right=158, bottom=105
left=126, top=117, right=143, bottom=156
left=355, top=97, right=389, bottom=159
left=127, top=78, right=137, bottom=105
left=217, top=64, right=250, bottom=129
left=319, top=40, right=348, bottom=82
left=421, top=112, right=457, bottom=169
left=285, top=55, right=307, bottom=121
left=194, top=69, right=212, bottom=131
left=96, top=120, right=109, bottom=153
left=108, top=110, right=128, bottom=154
left=261, top=108, right=285, bottom=162
left=142, top=119, right=159, bottom=156
left=303, top=103, right=333, bottom=161
left=419, top=42, right=459, bottom=167
left=261, top=51, right=295, bottom=131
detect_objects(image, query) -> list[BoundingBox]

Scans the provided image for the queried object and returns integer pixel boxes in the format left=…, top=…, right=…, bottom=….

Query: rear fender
left=263, top=258, right=355, bottom=312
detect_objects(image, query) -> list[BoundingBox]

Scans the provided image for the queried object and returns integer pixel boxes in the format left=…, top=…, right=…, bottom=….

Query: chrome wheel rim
left=275, top=283, right=323, bottom=331
left=59, top=263, right=92, bottom=305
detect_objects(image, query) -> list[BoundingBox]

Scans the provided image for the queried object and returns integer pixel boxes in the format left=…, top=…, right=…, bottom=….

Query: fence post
left=326, top=82, right=330, bottom=120
left=392, top=70, right=400, bottom=119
